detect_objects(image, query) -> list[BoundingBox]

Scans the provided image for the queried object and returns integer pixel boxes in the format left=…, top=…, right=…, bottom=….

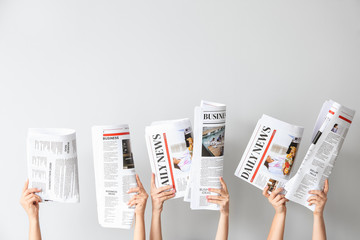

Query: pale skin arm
left=149, top=173, right=175, bottom=240
left=20, top=179, right=42, bottom=240
left=308, top=179, right=329, bottom=240
left=207, top=177, right=229, bottom=240
left=263, top=187, right=288, bottom=240
left=128, top=174, right=149, bottom=240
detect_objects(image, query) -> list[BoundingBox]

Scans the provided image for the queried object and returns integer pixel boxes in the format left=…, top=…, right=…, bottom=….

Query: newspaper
left=145, top=118, right=193, bottom=199
left=27, top=128, right=80, bottom=203
left=234, top=115, right=304, bottom=192
left=285, top=100, right=355, bottom=211
left=189, top=101, right=226, bottom=210
left=92, top=125, right=137, bottom=229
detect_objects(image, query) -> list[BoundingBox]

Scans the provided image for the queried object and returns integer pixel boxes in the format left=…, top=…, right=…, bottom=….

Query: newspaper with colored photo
left=92, top=125, right=137, bottom=229
left=27, top=128, right=80, bottom=203
left=145, top=118, right=193, bottom=199
left=234, top=115, right=304, bottom=192
left=189, top=101, right=226, bottom=210
left=235, top=100, right=355, bottom=211
left=284, top=100, right=355, bottom=211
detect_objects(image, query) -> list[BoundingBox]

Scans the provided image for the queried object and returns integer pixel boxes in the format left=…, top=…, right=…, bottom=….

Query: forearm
left=267, top=212, right=286, bottom=240
left=312, top=214, right=326, bottom=240
left=150, top=210, right=162, bottom=240
left=29, top=217, right=41, bottom=240
left=134, top=213, right=146, bottom=240
left=215, top=212, right=229, bottom=240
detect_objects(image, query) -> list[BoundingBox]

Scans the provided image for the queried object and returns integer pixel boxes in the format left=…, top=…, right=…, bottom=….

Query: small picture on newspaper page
left=184, top=127, right=193, bottom=156
left=267, top=178, right=279, bottom=192
left=201, top=126, right=225, bottom=157
left=122, top=139, right=134, bottom=169
left=171, top=140, right=192, bottom=172
left=331, top=123, right=344, bottom=135
left=263, top=135, right=300, bottom=178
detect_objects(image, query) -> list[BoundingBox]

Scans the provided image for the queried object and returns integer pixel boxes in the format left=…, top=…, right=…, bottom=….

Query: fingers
left=128, top=187, right=140, bottom=194
left=24, top=188, right=42, bottom=196
left=207, top=199, right=222, bottom=205
left=270, top=187, right=283, bottom=200
left=155, top=185, right=173, bottom=194
left=136, top=174, right=143, bottom=188
left=22, top=179, right=29, bottom=193
left=27, top=194, right=42, bottom=204
left=159, top=193, right=175, bottom=202
left=219, top=177, right=228, bottom=192
left=324, top=179, right=329, bottom=194
left=278, top=198, right=287, bottom=205
left=273, top=194, right=285, bottom=203
left=262, top=186, right=270, bottom=198
left=206, top=195, right=225, bottom=201
left=158, top=189, right=175, bottom=198
left=151, top=173, right=156, bottom=188
left=308, top=190, right=326, bottom=199
left=208, top=188, right=222, bottom=194
left=307, top=196, right=321, bottom=202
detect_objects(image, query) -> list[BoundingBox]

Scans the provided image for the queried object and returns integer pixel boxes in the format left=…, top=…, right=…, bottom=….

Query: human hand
left=207, top=177, right=230, bottom=216
left=308, top=179, right=329, bottom=216
left=128, top=174, right=149, bottom=216
left=20, top=179, right=42, bottom=221
left=263, top=186, right=287, bottom=214
left=150, top=173, right=175, bottom=213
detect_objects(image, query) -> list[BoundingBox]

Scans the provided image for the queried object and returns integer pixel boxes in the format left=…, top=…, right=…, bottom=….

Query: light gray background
left=0, top=0, right=359, bottom=239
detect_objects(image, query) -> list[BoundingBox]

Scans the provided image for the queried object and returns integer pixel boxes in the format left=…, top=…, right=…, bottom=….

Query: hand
left=308, top=179, right=329, bottom=216
left=128, top=174, right=149, bottom=216
left=20, top=179, right=42, bottom=221
left=150, top=173, right=175, bottom=213
left=263, top=186, right=287, bottom=214
left=207, top=177, right=230, bottom=216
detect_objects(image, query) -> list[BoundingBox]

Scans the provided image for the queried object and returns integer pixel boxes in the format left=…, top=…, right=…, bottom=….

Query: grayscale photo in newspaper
left=92, top=125, right=137, bottom=229
left=27, top=128, right=80, bottom=203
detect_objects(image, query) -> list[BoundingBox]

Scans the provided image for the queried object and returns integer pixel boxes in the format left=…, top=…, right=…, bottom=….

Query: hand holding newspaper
left=92, top=125, right=137, bottom=229
left=284, top=100, right=355, bottom=211
left=145, top=119, right=193, bottom=199
left=235, top=100, right=355, bottom=211
left=189, top=101, right=226, bottom=210
left=27, top=128, right=80, bottom=203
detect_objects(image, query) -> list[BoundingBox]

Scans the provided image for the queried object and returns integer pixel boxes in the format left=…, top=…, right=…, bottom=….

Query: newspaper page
left=190, top=101, right=226, bottom=210
left=145, top=118, right=193, bottom=199
left=285, top=100, right=355, bottom=211
left=27, top=128, right=80, bottom=203
left=234, top=115, right=304, bottom=192
left=92, top=125, right=137, bottom=229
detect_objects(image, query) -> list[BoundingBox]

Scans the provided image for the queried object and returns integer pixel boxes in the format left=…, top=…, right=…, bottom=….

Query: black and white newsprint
left=285, top=100, right=355, bottom=211
left=27, top=128, right=80, bottom=203
left=189, top=101, right=226, bottom=210
left=92, top=125, right=137, bottom=229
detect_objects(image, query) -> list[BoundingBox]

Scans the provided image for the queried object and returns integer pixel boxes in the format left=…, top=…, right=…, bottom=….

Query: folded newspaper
left=27, top=128, right=80, bottom=203
left=188, top=101, right=226, bottom=210
left=234, top=115, right=304, bottom=192
left=235, top=100, right=355, bottom=211
left=284, top=100, right=355, bottom=211
left=92, top=125, right=137, bottom=229
left=145, top=119, right=193, bottom=199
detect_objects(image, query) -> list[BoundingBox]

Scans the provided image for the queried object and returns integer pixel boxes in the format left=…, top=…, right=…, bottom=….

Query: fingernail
left=208, top=188, right=211, bottom=191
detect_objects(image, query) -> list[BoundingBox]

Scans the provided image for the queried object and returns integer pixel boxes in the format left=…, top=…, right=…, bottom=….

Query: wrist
left=313, top=211, right=324, bottom=217
left=220, top=211, right=229, bottom=217
left=275, top=209, right=287, bottom=216
left=29, top=215, right=39, bottom=224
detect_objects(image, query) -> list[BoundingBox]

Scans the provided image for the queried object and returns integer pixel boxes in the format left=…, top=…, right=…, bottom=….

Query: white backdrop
left=0, top=1, right=359, bottom=239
